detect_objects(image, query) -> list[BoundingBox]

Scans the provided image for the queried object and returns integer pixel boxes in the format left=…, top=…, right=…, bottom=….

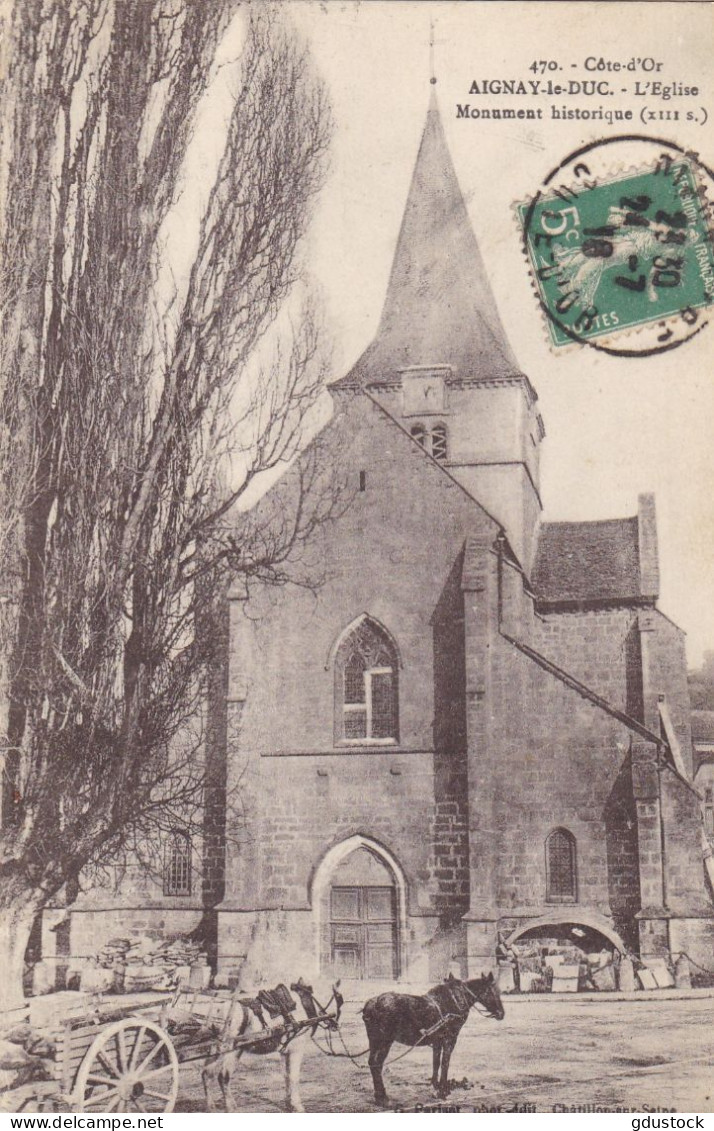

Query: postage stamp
left=518, top=137, right=714, bottom=355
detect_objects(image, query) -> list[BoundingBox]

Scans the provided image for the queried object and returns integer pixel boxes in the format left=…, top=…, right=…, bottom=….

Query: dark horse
left=362, top=972, right=504, bottom=1106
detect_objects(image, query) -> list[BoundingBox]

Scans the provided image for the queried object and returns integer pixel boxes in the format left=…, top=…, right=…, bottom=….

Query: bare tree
left=0, top=0, right=334, bottom=1007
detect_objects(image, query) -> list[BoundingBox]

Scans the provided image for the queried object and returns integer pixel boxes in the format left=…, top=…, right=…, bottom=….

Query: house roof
left=532, top=516, right=642, bottom=605
left=691, top=710, right=714, bottom=745
left=333, top=92, right=520, bottom=388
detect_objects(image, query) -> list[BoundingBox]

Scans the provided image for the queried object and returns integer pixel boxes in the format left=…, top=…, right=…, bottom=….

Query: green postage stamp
left=519, top=143, right=714, bottom=354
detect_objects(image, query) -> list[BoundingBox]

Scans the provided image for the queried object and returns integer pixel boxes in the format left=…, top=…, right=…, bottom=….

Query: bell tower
left=332, top=91, right=544, bottom=572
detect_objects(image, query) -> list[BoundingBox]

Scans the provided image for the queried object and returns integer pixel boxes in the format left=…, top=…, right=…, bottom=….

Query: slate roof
left=691, top=710, right=714, bottom=745
left=333, top=92, right=519, bottom=388
left=532, top=516, right=642, bottom=606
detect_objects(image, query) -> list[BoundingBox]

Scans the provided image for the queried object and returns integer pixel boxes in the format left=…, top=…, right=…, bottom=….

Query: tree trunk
left=0, top=890, right=42, bottom=1011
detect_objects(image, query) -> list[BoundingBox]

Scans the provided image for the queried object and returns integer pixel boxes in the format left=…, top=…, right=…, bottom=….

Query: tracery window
left=545, top=828, right=577, bottom=903
left=336, top=620, right=399, bottom=744
left=164, top=831, right=192, bottom=896
left=409, top=421, right=448, bottom=462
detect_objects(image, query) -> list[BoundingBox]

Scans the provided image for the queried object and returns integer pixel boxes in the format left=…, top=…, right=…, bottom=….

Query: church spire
left=337, top=92, right=519, bottom=387
left=429, top=16, right=436, bottom=87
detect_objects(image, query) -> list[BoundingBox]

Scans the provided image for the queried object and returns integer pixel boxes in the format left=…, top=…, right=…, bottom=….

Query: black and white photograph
left=1, top=0, right=713, bottom=1116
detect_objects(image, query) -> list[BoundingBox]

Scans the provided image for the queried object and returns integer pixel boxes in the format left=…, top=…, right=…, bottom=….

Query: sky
left=191, top=1, right=714, bottom=666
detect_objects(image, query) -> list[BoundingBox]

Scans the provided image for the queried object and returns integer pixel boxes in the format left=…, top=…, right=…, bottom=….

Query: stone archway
left=503, top=914, right=629, bottom=994
left=505, top=912, right=628, bottom=955
left=311, top=835, right=407, bottom=980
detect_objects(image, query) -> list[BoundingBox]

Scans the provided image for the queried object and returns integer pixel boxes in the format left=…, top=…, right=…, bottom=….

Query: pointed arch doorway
left=312, top=836, right=406, bottom=980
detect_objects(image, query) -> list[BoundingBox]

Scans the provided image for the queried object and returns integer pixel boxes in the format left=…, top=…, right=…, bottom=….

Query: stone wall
left=219, top=393, right=497, bottom=980
left=212, top=391, right=712, bottom=978
left=461, top=546, right=639, bottom=939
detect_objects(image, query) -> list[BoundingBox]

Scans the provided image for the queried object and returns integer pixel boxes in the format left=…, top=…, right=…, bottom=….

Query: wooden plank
left=56, top=1022, right=100, bottom=1091
left=56, top=1028, right=72, bottom=1091
left=56, top=995, right=169, bottom=1033
left=0, top=1080, right=59, bottom=1114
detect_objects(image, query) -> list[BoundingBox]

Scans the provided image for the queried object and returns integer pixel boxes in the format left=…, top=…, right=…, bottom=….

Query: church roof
left=691, top=710, right=714, bottom=745
left=333, top=91, right=520, bottom=388
left=533, top=517, right=643, bottom=606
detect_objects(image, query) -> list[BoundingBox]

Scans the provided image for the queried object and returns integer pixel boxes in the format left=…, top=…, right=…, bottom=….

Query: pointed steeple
left=337, top=92, right=519, bottom=387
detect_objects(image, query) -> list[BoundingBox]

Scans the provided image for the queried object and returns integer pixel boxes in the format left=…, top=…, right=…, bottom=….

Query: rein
left=277, top=985, right=343, bottom=1052
left=310, top=979, right=500, bottom=1067
left=436, top=980, right=498, bottom=1020
left=309, top=1012, right=466, bottom=1067
left=460, top=983, right=497, bottom=1018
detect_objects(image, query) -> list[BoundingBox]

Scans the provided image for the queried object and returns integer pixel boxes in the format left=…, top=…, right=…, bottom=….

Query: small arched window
left=431, top=422, right=448, bottom=462
left=164, top=831, right=192, bottom=896
left=545, top=828, right=577, bottom=903
left=410, top=423, right=427, bottom=449
left=335, top=619, right=399, bottom=744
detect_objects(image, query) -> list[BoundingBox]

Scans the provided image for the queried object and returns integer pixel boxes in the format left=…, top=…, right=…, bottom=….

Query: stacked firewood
left=97, top=936, right=132, bottom=971
left=68, top=934, right=209, bottom=994
left=121, top=935, right=207, bottom=991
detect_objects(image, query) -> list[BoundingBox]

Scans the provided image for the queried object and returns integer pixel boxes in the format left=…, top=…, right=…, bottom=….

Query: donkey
left=201, top=979, right=340, bottom=1112
left=362, top=972, right=504, bottom=1106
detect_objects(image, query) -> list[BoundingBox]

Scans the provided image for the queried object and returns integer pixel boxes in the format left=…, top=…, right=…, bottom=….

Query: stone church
left=51, top=93, right=714, bottom=987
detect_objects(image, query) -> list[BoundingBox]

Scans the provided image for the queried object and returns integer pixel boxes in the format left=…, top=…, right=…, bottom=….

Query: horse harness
left=312, top=979, right=487, bottom=1067
left=235, top=980, right=343, bottom=1053
left=424, top=980, right=492, bottom=1025
left=169, top=979, right=343, bottom=1057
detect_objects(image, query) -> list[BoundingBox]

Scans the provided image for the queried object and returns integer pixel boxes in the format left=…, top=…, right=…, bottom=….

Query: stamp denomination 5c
left=519, top=137, right=714, bottom=355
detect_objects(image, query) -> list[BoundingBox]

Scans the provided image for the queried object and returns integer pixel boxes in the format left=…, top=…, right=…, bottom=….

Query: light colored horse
left=200, top=979, right=340, bottom=1113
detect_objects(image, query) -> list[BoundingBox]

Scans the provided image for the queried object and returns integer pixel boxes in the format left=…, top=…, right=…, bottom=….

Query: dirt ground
left=176, top=994, right=714, bottom=1114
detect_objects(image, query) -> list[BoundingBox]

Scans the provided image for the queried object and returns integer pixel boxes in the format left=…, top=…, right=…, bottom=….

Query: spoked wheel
left=74, top=1019, right=179, bottom=1113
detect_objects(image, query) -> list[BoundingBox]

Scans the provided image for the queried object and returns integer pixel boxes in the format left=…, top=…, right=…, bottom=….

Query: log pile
left=97, top=937, right=132, bottom=972
left=93, top=935, right=208, bottom=992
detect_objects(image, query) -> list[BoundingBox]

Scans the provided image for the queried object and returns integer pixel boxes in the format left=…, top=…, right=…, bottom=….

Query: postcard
left=1, top=0, right=713, bottom=1117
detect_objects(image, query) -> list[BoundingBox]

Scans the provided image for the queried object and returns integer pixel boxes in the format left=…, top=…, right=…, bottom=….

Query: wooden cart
left=5, top=996, right=179, bottom=1114
left=6, top=984, right=341, bottom=1113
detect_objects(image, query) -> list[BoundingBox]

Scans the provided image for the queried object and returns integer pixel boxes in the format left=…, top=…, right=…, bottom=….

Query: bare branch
left=0, top=0, right=337, bottom=1002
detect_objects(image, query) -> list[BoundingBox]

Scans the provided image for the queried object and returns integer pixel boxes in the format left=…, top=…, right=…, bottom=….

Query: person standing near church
left=496, top=931, right=520, bottom=992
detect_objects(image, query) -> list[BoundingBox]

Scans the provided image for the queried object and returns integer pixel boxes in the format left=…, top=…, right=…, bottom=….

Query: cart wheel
left=73, top=1019, right=179, bottom=1113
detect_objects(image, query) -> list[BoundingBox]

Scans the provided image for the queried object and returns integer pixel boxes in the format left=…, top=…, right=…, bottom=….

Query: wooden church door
left=330, top=885, right=397, bottom=978
left=328, top=846, right=398, bottom=979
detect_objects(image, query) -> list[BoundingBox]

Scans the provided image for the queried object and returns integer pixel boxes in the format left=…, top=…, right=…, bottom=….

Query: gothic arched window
left=431, top=422, right=448, bottom=462
left=545, top=828, right=577, bottom=903
left=164, top=830, right=192, bottom=896
left=335, top=619, right=399, bottom=744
